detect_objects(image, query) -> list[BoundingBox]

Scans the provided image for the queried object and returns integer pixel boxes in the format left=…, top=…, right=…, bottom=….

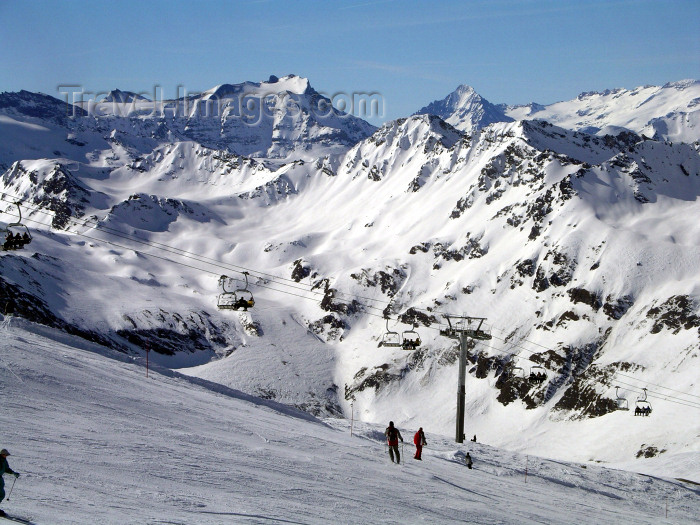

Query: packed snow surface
left=1, top=316, right=698, bottom=524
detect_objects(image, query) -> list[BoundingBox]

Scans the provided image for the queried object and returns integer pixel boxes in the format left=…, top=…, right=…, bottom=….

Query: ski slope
left=1, top=315, right=698, bottom=524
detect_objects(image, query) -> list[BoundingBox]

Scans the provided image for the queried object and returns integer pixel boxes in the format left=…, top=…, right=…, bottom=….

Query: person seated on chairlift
left=234, top=297, right=250, bottom=310
left=3, top=232, right=15, bottom=250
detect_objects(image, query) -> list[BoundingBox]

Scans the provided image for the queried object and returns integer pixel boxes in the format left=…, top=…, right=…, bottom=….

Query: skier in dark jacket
left=0, top=449, right=19, bottom=516
left=413, top=427, right=427, bottom=460
left=385, top=421, right=403, bottom=464
left=465, top=452, right=473, bottom=469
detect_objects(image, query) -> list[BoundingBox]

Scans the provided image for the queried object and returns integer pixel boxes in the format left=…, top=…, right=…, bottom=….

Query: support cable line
left=7, top=210, right=329, bottom=305
left=0, top=195, right=391, bottom=312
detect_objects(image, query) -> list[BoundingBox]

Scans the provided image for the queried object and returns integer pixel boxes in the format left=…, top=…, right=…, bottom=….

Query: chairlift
left=401, top=326, right=421, bottom=350
left=634, top=387, right=652, bottom=417
left=615, top=386, right=629, bottom=411
left=511, top=366, right=525, bottom=380
left=378, top=318, right=402, bottom=348
left=529, top=364, right=547, bottom=384
left=217, top=272, right=255, bottom=311
left=2, top=202, right=32, bottom=251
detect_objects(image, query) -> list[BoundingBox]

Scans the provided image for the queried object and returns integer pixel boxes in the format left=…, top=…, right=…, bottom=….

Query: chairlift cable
left=0, top=196, right=385, bottom=305
left=0, top=195, right=388, bottom=311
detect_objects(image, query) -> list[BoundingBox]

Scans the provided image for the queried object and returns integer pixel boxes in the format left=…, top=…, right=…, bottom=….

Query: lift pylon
left=440, top=315, right=492, bottom=444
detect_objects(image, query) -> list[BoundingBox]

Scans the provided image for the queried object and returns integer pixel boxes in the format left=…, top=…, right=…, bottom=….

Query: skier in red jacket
left=413, top=427, right=427, bottom=460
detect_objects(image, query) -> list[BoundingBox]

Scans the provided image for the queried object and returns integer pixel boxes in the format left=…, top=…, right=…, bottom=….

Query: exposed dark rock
left=308, top=313, right=346, bottom=341
left=291, top=258, right=312, bottom=282
left=344, top=364, right=402, bottom=398
left=433, top=236, right=487, bottom=262
left=117, top=309, right=233, bottom=355
left=636, top=445, right=666, bottom=458
left=603, top=295, right=634, bottom=320
left=557, top=310, right=580, bottom=326
left=409, top=242, right=431, bottom=254
left=553, top=375, right=618, bottom=418
left=350, top=266, right=406, bottom=297
left=314, top=279, right=362, bottom=316
left=568, top=287, right=602, bottom=311
left=398, top=307, right=438, bottom=327
left=511, top=258, right=535, bottom=288
left=647, top=295, right=700, bottom=334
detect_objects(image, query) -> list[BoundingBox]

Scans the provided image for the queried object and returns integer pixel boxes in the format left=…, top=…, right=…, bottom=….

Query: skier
left=413, top=427, right=427, bottom=460
left=465, top=452, right=473, bottom=469
left=385, top=421, right=403, bottom=464
left=0, top=449, right=20, bottom=517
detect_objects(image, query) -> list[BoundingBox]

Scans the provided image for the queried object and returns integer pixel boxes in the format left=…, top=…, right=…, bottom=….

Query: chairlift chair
left=401, top=327, right=421, bottom=350
left=615, top=386, right=629, bottom=411
left=511, top=366, right=525, bottom=380
left=217, top=275, right=237, bottom=310
left=634, top=387, right=652, bottom=416
left=2, top=202, right=32, bottom=251
left=529, top=364, right=547, bottom=384
left=217, top=272, right=255, bottom=311
left=231, top=271, right=255, bottom=310
left=378, top=318, right=403, bottom=348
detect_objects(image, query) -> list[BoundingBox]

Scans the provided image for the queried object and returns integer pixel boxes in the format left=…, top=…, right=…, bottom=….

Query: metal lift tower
left=440, top=315, right=492, bottom=443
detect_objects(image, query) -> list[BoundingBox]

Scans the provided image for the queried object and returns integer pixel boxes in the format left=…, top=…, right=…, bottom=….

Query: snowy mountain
left=505, top=80, right=700, bottom=143
left=420, top=80, right=700, bottom=143
left=69, top=74, right=377, bottom=160
left=413, top=84, right=513, bottom=133
left=1, top=76, right=699, bottom=488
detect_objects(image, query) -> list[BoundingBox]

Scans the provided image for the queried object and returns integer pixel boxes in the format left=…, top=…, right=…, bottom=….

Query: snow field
left=1, top=317, right=698, bottom=524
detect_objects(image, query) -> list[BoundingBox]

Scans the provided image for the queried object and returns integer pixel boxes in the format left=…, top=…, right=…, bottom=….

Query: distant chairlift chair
left=634, top=388, right=652, bottom=416
left=529, top=365, right=547, bottom=385
left=615, top=386, right=629, bottom=411
left=2, top=202, right=32, bottom=251
left=511, top=366, right=525, bottom=380
left=401, top=326, right=421, bottom=350
left=378, top=319, right=403, bottom=348
left=217, top=272, right=255, bottom=311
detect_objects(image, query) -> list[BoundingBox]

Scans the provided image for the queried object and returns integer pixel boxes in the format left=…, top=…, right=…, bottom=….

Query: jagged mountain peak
left=103, top=89, right=150, bottom=103
left=414, top=84, right=513, bottom=133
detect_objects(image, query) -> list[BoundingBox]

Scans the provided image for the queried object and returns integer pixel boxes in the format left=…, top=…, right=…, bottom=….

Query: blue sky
left=1, top=0, right=698, bottom=124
